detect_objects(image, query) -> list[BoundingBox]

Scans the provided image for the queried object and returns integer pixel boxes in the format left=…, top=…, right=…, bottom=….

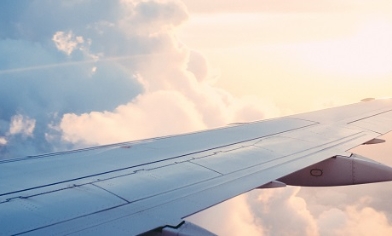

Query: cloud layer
left=1, top=1, right=392, bottom=236
left=0, top=0, right=278, bottom=156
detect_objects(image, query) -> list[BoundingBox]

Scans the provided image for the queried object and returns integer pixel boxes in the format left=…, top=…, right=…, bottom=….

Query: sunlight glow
left=295, top=18, right=392, bottom=77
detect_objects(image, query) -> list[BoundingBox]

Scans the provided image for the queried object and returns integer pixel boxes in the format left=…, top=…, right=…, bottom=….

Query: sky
left=0, top=0, right=391, bottom=235
left=180, top=0, right=392, bottom=112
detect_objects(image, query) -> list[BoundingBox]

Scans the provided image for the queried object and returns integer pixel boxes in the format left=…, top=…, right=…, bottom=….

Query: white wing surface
left=1, top=99, right=392, bottom=235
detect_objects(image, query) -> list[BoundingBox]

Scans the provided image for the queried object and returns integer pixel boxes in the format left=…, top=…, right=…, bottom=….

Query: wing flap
left=349, top=111, right=392, bottom=134
left=93, top=162, right=221, bottom=203
left=0, top=184, right=126, bottom=236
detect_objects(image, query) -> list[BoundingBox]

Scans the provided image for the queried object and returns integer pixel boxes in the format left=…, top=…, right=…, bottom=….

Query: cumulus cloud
left=337, top=206, right=392, bottom=235
left=187, top=194, right=265, bottom=235
left=181, top=0, right=372, bottom=13
left=246, top=188, right=318, bottom=236
left=9, top=114, right=36, bottom=137
left=52, top=31, right=85, bottom=55
left=0, top=137, right=7, bottom=145
left=0, top=0, right=278, bottom=157
left=3, top=1, right=391, bottom=236
left=0, top=2, right=281, bottom=234
left=60, top=90, right=206, bottom=145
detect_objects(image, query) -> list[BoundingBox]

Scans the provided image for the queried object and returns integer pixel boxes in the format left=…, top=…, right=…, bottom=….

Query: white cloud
left=291, top=18, right=392, bottom=77
left=4, top=1, right=392, bottom=235
left=53, top=0, right=281, bottom=146
left=9, top=114, right=36, bottom=137
left=0, top=137, right=7, bottom=145
left=60, top=90, right=206, bottom=145
left=187, top=195, right=265, bottom=235
left=118, top=0, right=189, bottom=36
left=181, top=0, right=392, bottom=14
left=317, top=208, right=347, bottom=235
left=248, top=188, right=318, bottom=236
left=338, top=206, right=392, bottom=235
left=316, top=204, right=392, bottom=236
left=52, top=31, right=84, bottom=55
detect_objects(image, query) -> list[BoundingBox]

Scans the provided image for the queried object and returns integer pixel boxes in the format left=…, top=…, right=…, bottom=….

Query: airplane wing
left=1, top=99, right=392, bottom=236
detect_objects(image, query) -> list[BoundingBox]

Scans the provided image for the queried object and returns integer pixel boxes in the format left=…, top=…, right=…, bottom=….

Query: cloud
left=247, top=188, right=318, bottom=236
left=60, top=90, right=206, bottom=145
left=9, top=114, right=36, bottom=137
left=313, top=200, right=392, bottom=235
left=338, top=206, right=392, bottom=235
left=0, top=137, right=7, bottom=145
left=0, top=0, right=279, bottom=158
left=4, top=1, right=391, bottom=236
left=289, top=18, right=392, bottom=77
left=317, top=208, right=347, bottom=235
left=0, top=2, right=281, bottom=234
left=186, top=50, right=209, bottom=82
left=180, top=0, right=381, bottom=13
left=0, top=0, right=193, bottom=157
left=52, top=31, right=85, bottom=55
left=187, top=194, right=265, bottom=235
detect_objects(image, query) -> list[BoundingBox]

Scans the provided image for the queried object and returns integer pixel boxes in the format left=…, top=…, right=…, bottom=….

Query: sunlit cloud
left=187, top=194, right=265, bottom=235
left=1, top=1, right=392, bottom=235
left=179, top=3, right=392, bottom=112
left=291, top=18, right=392, bottom=77
left=0, top=0, right=279, bottom=157
left=9, top=114, right=36, bottom=137
left=0, top=137, right=7, bottom=145
left=52, top=31, right=85, bottom=55
left=60, top=90, right=207, bottom=145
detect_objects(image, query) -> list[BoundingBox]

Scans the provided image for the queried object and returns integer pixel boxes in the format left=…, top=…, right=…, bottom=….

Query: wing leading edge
left=1, top=99, right=392, bottom=235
